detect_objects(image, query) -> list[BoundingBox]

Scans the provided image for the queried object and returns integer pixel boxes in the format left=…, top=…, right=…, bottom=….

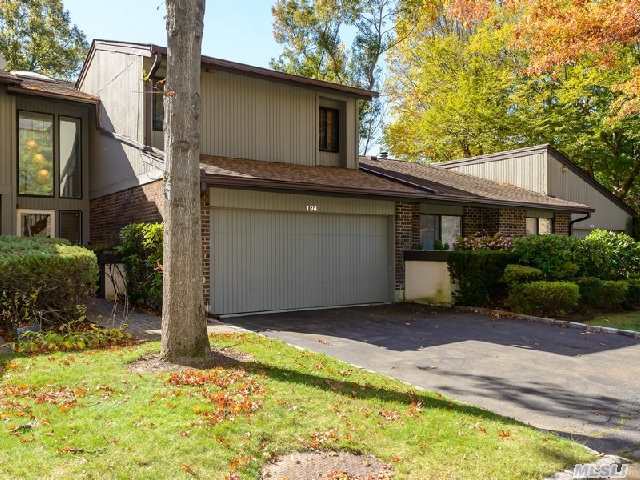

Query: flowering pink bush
left=454, top=231, right=513, bottom=251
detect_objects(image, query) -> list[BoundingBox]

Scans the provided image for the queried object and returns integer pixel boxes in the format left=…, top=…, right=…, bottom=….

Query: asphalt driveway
left=228, top=303, right=640, bottom=457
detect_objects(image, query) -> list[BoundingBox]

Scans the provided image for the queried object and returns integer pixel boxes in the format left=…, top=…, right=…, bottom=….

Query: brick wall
left=90, top=180, right=164, bottom=249
left=462, top=206, right=499, bottom=236
left=554, top=212, right=570, bottom=235
left=394, top=201, right=420, bottom=293
left=91, top=181, right=212, bottom=311
left=498, top=208, right=527, bottom=237
left=462, top=206, right=529, bottom=238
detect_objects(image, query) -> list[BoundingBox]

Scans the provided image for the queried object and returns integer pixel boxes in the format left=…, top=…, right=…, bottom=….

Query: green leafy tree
left=271, top=0, right=412, bottom=154
left=0, top=0, right=88, bottom=79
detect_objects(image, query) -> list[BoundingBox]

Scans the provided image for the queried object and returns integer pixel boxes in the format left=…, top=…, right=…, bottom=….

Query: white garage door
left=211, top=206, right=392, bottom=315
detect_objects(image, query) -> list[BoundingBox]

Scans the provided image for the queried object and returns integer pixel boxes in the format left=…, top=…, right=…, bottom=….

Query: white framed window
left=526, top=216, right=553, bottom=235
left=17, top=209, right=55, bottom=238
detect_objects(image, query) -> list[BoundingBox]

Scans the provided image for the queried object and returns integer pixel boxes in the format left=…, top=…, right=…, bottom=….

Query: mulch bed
left=261, top=451, right=393, bottom=480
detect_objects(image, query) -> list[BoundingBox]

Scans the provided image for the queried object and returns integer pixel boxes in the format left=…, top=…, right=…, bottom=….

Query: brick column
left=554, top=212, right=571, bottom=236
left=462, top=206, right=499, bottom=237
left=394, top=201, right=420, bottom=299
left=201, top=190, right=211, bottom=313
left=498, top=208, right=526, bottom=237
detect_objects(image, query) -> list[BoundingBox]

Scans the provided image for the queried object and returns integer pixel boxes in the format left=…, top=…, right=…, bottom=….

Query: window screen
left=59, top=117, right=82, bottom=199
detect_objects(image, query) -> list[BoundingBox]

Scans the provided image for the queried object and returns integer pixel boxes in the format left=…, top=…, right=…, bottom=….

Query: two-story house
left=1, top=39, right=594, bottom=316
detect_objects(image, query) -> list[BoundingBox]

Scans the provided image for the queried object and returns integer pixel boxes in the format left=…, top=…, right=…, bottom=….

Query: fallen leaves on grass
left=180, top=464, right=198, bottom=477
left=378, top=409, right=401, bottom=422
left=168, top=367, right=266, bottom=427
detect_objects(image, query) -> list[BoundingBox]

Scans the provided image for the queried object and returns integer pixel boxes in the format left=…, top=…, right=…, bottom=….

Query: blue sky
left=64, top=0, right=281, bottom=68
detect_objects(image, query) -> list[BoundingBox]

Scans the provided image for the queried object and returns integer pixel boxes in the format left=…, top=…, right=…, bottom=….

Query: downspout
left=569, top=212, right=591, bottom=236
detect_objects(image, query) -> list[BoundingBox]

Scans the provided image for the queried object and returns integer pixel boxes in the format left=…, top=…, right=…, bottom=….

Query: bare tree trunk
left=161, top=0, right=210, bottom=363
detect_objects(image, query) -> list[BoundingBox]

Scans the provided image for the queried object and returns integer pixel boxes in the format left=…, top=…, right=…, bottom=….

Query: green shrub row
left=447, top=250, right=516, bottom=306
left=507, top=281, right=580, bottom=316
left=116, top=223, right=163, bottom=311
left=0, top=236, right=97, bottom=332
left=512, top=230, right=640, bottom=280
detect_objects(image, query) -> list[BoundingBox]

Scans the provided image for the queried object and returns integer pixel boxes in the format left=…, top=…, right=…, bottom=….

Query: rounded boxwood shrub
left=447, top=250, right=516, bottom=306
left=576, top=277, right=628, bottom=310
left=501, top=264, right=544, bottom=287
left=0, top=236, right=98, bottom=333
left=512, top=235, right=579, bottom=280
left=506, top=281, right=579, bottom=316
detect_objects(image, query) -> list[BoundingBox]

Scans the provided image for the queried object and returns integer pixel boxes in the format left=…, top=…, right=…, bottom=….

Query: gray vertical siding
left=547, top=151, right=632, bottom=233
left=199, top=70, right=359, bottom=168
left=0, top=87, right=16, bottom=235
left=448, top=151, right=548, bottom=194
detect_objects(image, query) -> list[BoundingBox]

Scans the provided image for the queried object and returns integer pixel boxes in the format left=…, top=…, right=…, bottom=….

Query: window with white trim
left=17, top=209, right=55, bottom=238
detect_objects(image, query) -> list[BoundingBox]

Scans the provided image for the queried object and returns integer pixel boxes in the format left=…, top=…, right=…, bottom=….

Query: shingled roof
left=359, top=157, right=593, bottom=212
left=199, top=155, right=423, bottom=198
left=0, top=71, right=98, bottom=104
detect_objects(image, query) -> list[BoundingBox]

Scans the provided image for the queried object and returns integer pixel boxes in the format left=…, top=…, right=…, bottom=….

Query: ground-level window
left=420, top=214, right=462, bottom=250
left=17, top=209, right=55, bottom=238
left=526, top=217, right=553, bottom=235
left=58, top=210, right=82, bottom=244
left=18, top=111, right=55, bottom=197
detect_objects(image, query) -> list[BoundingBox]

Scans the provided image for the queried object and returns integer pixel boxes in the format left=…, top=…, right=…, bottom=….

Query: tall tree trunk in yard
left=161, top=0, right=210, bottom=363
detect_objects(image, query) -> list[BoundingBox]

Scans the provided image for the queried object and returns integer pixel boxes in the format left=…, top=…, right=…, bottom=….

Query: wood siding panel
left=547, top=152, right=632, bottom=233
left=209, top=188, right=395, bottom=216
left=449, top=152, right=548, bottom=194
left=0, top=87, right=16, bottom=234
left=79, top=49, right=145, bottom=142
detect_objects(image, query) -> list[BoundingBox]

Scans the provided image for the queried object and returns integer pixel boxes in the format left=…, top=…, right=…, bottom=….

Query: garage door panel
left=212, top=208, right=391, bottom=314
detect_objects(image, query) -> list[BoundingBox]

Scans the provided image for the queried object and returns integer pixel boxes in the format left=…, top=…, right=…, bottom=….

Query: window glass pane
left=319, top=107, right=339, bottom=152
left=441, top=216, right=461, bottom=249
left=18, top=112, right=54, bottom=196
left=420, top=214, right=439, bottom=250
left=539, top=218, right=552, bottom=235
left=526, top=217, right=538, bottom=235
left=152, top=80, right=164, bottom=131
left=19, top=211, right=53, bottom=238
left=59, top=117, right=81, bottom=199
left=59, top=211, right=82, bottom=244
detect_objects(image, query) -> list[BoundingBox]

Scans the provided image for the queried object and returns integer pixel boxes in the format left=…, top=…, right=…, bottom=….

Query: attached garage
left=209, top=188, right=394, bottom=315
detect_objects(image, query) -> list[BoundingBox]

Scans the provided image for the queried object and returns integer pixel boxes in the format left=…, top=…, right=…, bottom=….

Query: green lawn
left=0, top=332, right=594, bottom=479
left=585, top=310, right=640, bottom=332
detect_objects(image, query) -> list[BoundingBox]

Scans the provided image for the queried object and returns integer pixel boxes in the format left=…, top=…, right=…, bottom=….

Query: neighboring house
left=436, top=144, right=635, bottom=237
left=0, top=69, right=98, bottom=244
left=0, top=39, right=593, bottom=316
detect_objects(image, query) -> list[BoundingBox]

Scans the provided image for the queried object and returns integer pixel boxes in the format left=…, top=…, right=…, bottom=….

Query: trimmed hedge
left=512, top=235, right=579, bottom=279
left=501, top=264, right=544, bottom=287
left=625, top=279, right=640, bottom=308
left=447, top=250, right=516, bottom=306
left=576, top=277, right=628, bottom=310
left=0, top=236, right=98, bottom=332
left=506, top=281, right=580, bottom=316
left=116, top=223, right=163, bottom=311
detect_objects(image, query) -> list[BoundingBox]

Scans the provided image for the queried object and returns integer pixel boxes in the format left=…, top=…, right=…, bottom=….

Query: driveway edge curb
left=452, top=306, right=640, bottom=340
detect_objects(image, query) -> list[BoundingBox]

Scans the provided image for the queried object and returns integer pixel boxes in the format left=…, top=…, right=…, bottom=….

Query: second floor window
left=319, top=107, right=339, bottom=153
left=152, top=79, right=165, bottom=132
